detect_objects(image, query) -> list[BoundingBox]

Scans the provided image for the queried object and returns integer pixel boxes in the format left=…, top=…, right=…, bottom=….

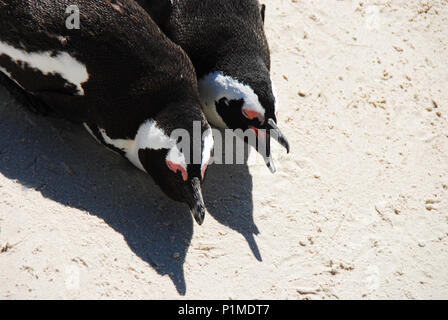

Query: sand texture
left=0, top=0, right=447, bottom=299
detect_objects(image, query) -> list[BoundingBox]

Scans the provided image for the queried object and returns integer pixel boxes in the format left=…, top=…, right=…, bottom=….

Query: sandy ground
left=0, top=0, right=447, bottom=299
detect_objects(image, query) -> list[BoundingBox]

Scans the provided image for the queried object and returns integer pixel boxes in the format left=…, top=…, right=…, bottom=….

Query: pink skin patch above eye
left=242, top=108, right=265, bottom=123
left=166, top=160, right=188, bottom=181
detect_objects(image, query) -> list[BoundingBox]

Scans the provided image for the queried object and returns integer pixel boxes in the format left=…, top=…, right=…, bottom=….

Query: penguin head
left=175, top=2, right=289, bottom=172
left=198, top=70, right=289, bottom=173
left=135, top=108, right=214, bottom=225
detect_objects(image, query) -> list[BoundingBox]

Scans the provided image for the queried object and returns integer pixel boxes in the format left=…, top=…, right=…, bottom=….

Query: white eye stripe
left=83, top=120, right=188, bottom=174
left=166, top=145, right=187, bottom=170
left=0, top=40, right=89, bottom=95
left=83, top=120, right=214, bottom=177
left=136, top=121, right=188, bottom=173
left=136, top=120, right=177, bottom=151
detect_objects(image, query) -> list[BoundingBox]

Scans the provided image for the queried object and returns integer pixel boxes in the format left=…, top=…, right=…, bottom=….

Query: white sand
left=0, top=0, right=447, bottom=299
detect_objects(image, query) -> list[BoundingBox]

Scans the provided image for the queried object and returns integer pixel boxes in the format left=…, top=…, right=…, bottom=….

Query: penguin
left=135, top=0, right=290, bottom=173
left=0, top=0, right=214, bottom=225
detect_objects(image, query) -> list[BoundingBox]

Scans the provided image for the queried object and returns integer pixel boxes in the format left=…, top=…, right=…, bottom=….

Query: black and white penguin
left=0, top=0, right=214, bottom=225
left=135, top=0, right=290, bottom=173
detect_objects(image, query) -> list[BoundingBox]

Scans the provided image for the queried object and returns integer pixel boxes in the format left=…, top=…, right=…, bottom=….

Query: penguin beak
left=184, top=177, right=206, bottom=225
left=266, top=118, right=290, bottom=154
left=252, top=118, right=290, bottom=174
left=247, top=124, right=276, bottom=174
left=262, top=130, right=276, bottom=174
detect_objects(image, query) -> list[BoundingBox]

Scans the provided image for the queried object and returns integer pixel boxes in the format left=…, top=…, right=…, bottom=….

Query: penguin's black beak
left=184, top=177, right=206, bottom=225
left=262, top=134, right=276, bottom=174
left=266, top=118, right=290, bottom=154
left=257, top=118, right=290, bottom=174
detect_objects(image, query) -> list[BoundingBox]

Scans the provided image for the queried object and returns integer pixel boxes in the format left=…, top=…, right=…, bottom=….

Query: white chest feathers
left=0, top=40, right=89, bottom=95
left=198, top=71, right=266, bottom=128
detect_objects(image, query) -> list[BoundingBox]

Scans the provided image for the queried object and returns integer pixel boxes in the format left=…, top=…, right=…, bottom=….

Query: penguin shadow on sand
left=0, top=85, right=260, bottom=295
left=203, top=130, right=261, bottom=261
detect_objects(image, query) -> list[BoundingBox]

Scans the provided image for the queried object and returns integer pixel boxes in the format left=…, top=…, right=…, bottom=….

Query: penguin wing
left=34, top=90, right=88, bottom=121
left=0, top=63, right=85, bottom=119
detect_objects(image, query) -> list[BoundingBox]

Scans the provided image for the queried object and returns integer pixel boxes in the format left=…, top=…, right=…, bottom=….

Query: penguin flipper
left=34, top=90, right=86, bottom=123
left=0, top=71, right=52, bottom=116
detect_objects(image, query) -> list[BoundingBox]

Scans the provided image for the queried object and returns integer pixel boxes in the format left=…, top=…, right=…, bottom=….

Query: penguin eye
left=218, top=97, right=230, bottom=107
left=166, top=160, right=188, bottom=181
